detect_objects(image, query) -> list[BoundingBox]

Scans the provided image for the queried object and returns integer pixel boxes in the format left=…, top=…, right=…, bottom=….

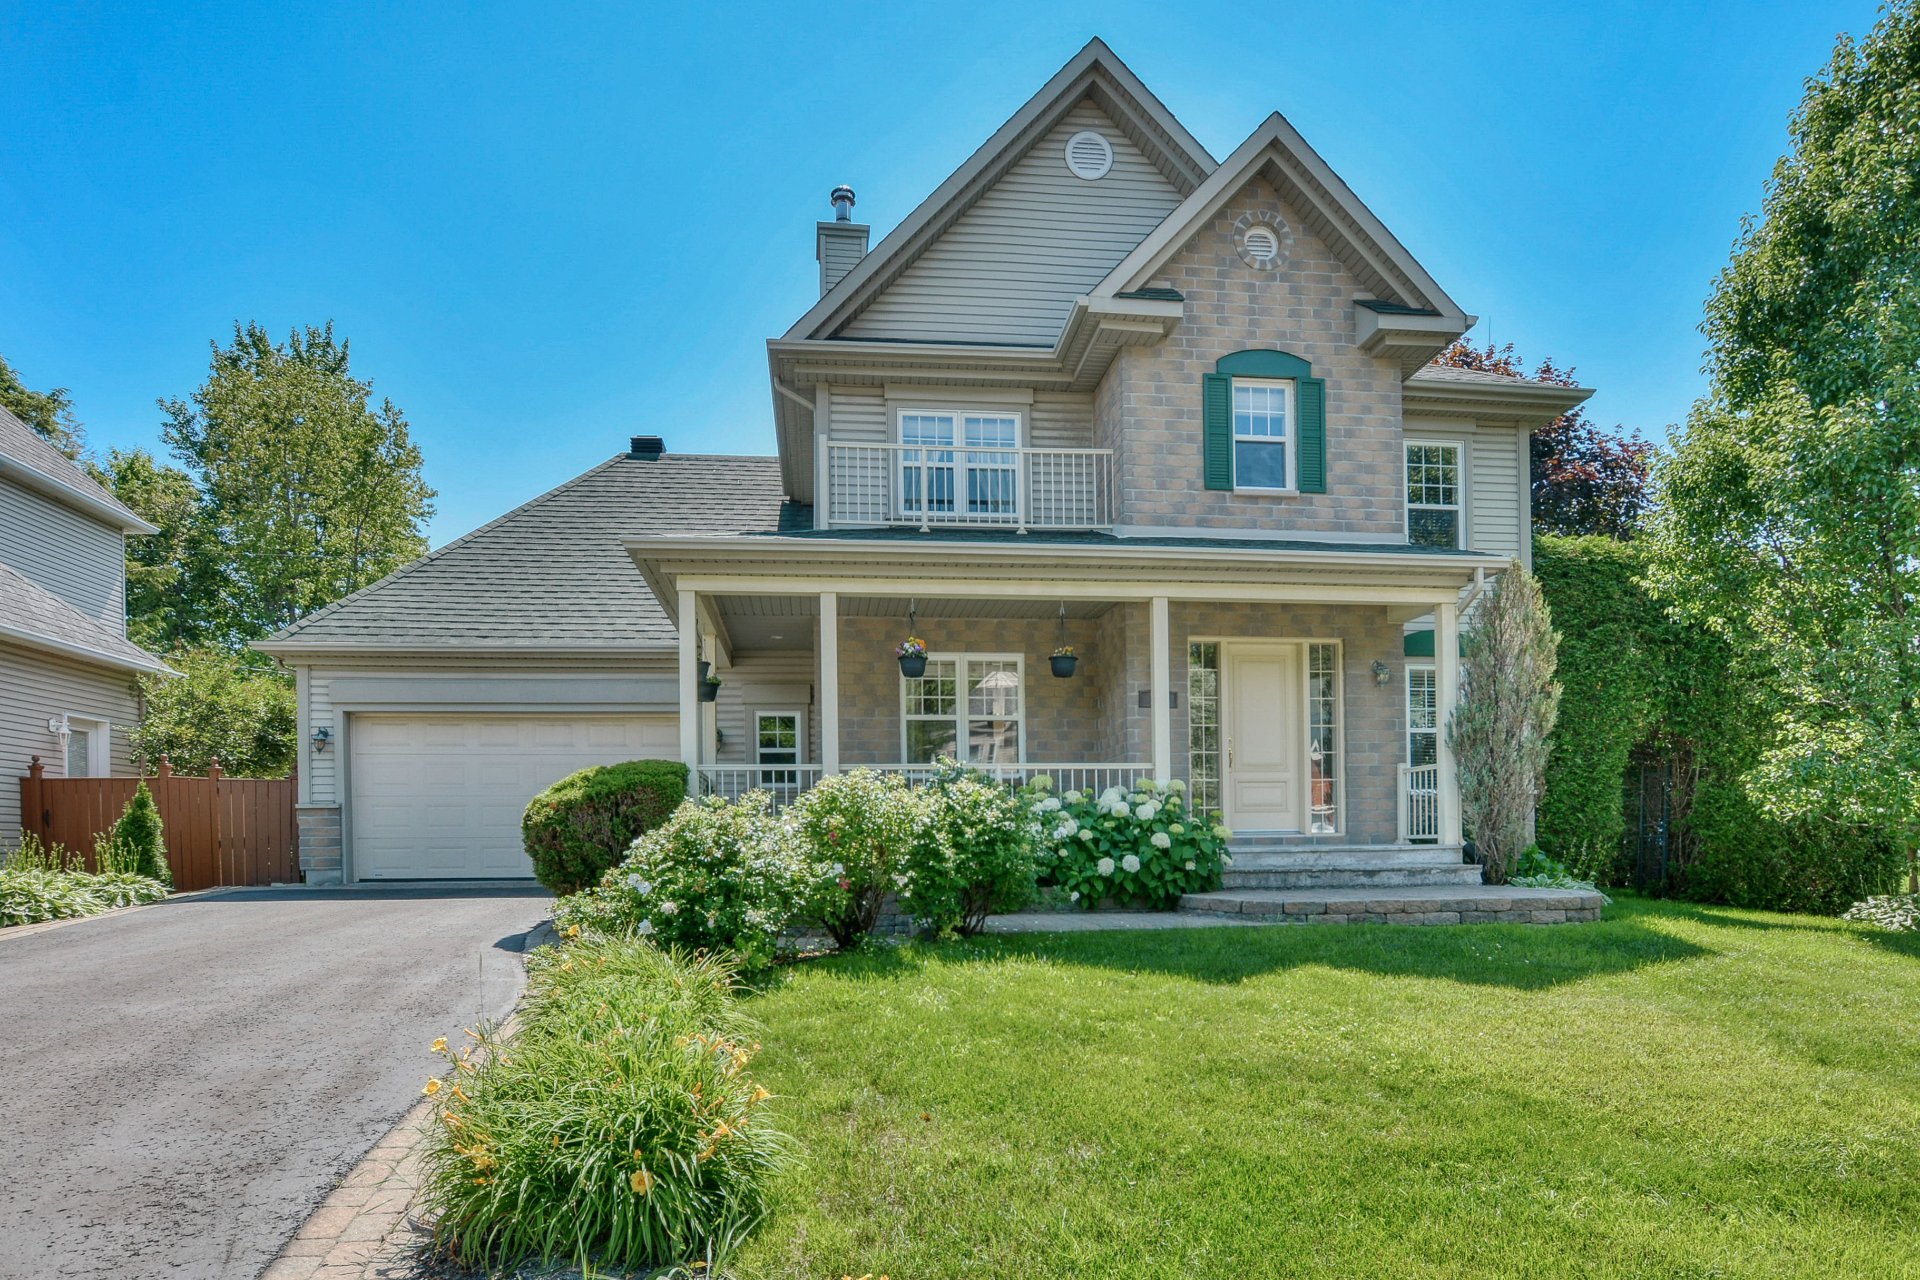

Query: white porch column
left=819, top=590, right=840, bottom=774
left=678, top=586, right=700, bottom=775
left=1435, top=598, right=1463, bottom=846
left=1150, top=595, right=1171, bottom=781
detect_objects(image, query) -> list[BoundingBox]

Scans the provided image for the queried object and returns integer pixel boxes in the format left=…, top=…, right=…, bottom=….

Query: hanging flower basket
left=1050, top=646, right=1078, bottom=678
left=897, top=636, right=928, bottom=678
left=697, top=675, right=721, bottom=703
left=697, top=659, right=711, bottom=685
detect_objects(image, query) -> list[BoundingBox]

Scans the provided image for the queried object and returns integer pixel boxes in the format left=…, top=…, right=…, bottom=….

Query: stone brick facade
left=296, top=804, right=342, bottom=885
left=825, top=601, right=1410, bottom=842
left=1098, top=178, right=1407, bottom=537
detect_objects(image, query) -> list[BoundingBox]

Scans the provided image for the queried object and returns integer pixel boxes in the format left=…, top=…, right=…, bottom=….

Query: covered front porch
left=629, top=534, right=1493, bottom=849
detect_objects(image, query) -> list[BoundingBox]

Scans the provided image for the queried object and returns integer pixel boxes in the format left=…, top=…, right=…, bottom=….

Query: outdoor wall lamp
left=47, top=714, right=71, bottom=753
left=311, top=725, right=332, bottom=753
left=1371, top=660, right=1393, bottom=687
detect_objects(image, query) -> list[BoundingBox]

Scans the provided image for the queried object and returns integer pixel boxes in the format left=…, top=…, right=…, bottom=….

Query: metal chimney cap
left=628, top=435, right=665, bottom=460
left=829, top=185, right=856, bottom=221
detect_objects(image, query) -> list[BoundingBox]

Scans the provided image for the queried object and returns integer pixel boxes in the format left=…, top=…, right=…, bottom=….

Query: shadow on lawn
left=826, top=899, right=1714, bottom=991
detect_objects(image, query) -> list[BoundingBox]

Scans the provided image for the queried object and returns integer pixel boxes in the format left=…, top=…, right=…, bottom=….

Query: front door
left=1225, top=644, right=1301, bottom=831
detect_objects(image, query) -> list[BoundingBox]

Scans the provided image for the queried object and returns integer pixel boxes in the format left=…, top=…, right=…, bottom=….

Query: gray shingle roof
left=1407, top=365, right=1569, bottom=389
left=0, top=406, right=152, bottom=530
left=0, top=562, right=171, bottom=673
left=262, top=453, right=802, bottom=651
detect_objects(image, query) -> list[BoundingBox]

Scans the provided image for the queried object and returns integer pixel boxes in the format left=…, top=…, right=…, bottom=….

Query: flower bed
left=0, top=832, right=170, bottom=928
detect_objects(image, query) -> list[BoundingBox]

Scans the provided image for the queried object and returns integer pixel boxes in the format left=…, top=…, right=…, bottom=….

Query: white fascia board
left=1401, top=378, right=1595, bottom=423
left=250, top=640, right=676, bottom=661
left=0, top=454, right=160, bottom=534
left=0, top=624, right=174, bottom=676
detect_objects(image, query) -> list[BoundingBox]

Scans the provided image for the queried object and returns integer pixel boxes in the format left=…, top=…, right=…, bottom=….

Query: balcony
left=822, top=441, right=1115, bottom=532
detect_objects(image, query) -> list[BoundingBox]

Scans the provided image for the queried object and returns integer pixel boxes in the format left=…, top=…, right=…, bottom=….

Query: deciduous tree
left=1433, top=341, right=1650, bottom=538
left=1646, top=1, right=1920, bottom=893
left=0, top=352, right=86, bottom=457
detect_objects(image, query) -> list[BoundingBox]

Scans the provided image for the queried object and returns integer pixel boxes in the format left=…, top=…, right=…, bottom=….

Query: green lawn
left=731, top=896, right=1920, bottom=1279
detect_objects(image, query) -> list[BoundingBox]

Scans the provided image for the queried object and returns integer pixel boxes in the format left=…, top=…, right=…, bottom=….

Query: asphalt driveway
left=0, top=884, right=553, bottom=1280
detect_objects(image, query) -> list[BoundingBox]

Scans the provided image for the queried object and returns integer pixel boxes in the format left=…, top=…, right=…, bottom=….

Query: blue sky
left=0, top=1, right=1876, bottom=545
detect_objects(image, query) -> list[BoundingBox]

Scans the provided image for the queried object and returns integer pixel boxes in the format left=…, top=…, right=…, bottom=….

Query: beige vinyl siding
left=839, top=99, right=1182, bottom=345
left=303, top=671, right=336, bottom=805
left=0, top=641, right=139, bottom=842
left=712, top=653, right=819, bottom=766
left=1468, top=426, right=1525, bottom=559
left=824, top=385, right=888, bottom=443
left=0, top=480, right=127, bottom=629
left=1030, top=392, right=1095, bottom=448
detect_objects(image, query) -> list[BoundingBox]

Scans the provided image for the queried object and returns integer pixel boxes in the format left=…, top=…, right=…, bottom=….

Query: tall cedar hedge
left=1535, top=535, right=1902, bottom=912
left=522, top=760, right=688, bottom=895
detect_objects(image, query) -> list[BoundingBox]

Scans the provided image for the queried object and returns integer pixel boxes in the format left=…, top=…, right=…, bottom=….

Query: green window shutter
left=1297, top=376, right=1327, bottom=493
left=1203, top=372, right=1233, bottom=491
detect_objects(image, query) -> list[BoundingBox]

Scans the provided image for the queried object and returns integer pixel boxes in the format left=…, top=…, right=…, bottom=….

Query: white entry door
left=349, top=714, right=678, bottom=879
left=1225, top=644, right=1302, bottom=831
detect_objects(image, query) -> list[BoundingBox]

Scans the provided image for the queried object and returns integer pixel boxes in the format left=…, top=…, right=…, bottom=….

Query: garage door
left=348, top=714, right=679, bottom=879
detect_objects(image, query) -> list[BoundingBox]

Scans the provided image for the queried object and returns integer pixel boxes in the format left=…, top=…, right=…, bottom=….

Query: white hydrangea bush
left=1843, top=893, right=1920, bottom=932
left=1026, top=777, right=1231, bottom=909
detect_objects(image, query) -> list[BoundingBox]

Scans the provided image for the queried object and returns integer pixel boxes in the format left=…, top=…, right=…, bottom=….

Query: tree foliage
left=130, top=649, right=297, bottom=778
left=1449, top=562, right=1561, bottom=884
left=1433, top=341, right=1651, bottom=538
left=88, top=448, right=221, bottom=652
left=160, top=322, right=434, bottom=641
left=0, top=352, right=86, bottom=457
left=1536, top=535, right=1903, bottom=910
left=1646, top=3, right=1920, bottom=891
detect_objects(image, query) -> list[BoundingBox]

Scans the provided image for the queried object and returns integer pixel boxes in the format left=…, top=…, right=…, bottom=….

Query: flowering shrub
left=556, top=793, right=809, bottom=973
left=418, top=940, right=788, bottom=1272
left=1032, top=778, right=1230, bottom=909
left=900, top=759, right=1039, bottom=936
left=1843, top=893, right=1920, bottom=932
left=789, top=769, right=922, bottom=947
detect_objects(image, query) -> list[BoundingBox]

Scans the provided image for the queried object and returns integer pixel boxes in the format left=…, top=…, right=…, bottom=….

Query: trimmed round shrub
left=558, top=792, right=810, bottom=973
left=418, top=940, right=788, bottom=1272
left=789, top=768, right=923, bottom=947
left=899, top=761, right=1039, bottom=936
left=1035, top=777, right=1228, bottom=909
left=522, top=760, right=688, bottom=894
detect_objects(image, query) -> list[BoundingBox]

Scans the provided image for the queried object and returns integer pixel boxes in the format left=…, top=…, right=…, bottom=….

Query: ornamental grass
left=418, top=939, right=790, bottom=1273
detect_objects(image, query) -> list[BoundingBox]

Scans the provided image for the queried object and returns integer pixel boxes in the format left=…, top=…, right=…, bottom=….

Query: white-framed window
left=753, top=708, right=806, bottom=798
left=1407, top=664, right=1438, bottom=767
left=897, top=411, right=1021, bottom=520
left=61, top=714, right=111, bottom=778
left=901, top=653, right=1024, bottom=764
left=1232, top=378, right=1294, bottom=491
left=1406, top=442, right=1463, bottom=548
left=1307, top=642, right=1341, bottom=835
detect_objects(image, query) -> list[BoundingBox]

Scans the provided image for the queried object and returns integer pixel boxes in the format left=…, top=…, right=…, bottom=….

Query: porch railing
left=693, top=762, right=1153, bottom=809
left=1397, top=762, right=1440, bottom=842
left=822, top=441, right=1115, bottom=531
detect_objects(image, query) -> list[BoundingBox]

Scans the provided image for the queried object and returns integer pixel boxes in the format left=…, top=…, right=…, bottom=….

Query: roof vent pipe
left=628, top=435, right=665, bottom=460
left=817, top=186, right=870, bottom=296
left=830, top=185, right=856, bottom=221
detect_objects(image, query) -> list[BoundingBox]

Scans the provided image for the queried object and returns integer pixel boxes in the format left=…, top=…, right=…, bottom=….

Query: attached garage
left=348, top=713, right=677, bottom=880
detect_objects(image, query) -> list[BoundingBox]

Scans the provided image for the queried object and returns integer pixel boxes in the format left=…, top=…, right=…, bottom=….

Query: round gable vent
left=1243, top=226, right=1281, bottom=265
left=1064, top=130, right=1114, bottom=181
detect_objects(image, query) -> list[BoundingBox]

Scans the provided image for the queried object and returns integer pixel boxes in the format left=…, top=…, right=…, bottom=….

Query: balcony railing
left=695, top=762, right=1153, bottom=810
left=1397, top=762, right=1440, bottom=842
left=823, top=441, right=1115, bottom=531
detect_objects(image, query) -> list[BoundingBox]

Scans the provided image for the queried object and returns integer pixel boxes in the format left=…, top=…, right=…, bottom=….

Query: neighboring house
left=258, top=40, right=1589, bottom=886
left=0, top=407, right=170, bottom=840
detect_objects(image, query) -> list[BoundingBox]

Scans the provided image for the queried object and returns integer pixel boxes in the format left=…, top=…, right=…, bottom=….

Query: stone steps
left=1222, top=864, right=1484, bottom=890
left=1225, top=845, right=1464, bottom=871
left=1178, top=884, right=1607, bottom=926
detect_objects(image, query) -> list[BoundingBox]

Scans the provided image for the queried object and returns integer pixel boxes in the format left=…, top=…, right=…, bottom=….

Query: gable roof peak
left=781, top=38, right=1217, bottom=344
left=1090, top=110, right=1467, bottom=324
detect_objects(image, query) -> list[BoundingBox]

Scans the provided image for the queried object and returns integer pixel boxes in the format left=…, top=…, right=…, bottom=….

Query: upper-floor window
left=898, top=411, right=1020, bottom=521
left=1406, top=442, right=1462, bottom=547
left=1232, top=379, right=1294, bottom=492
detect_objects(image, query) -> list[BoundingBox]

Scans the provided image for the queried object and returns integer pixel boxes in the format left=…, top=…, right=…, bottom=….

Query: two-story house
left=0, top=406, right=171, bottom=839
left=259, top=40, right=1589, bottom=889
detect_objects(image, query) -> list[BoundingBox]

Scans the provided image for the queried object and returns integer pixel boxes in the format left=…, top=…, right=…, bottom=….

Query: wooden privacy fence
left=19, top=756, right=298, bottom=892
